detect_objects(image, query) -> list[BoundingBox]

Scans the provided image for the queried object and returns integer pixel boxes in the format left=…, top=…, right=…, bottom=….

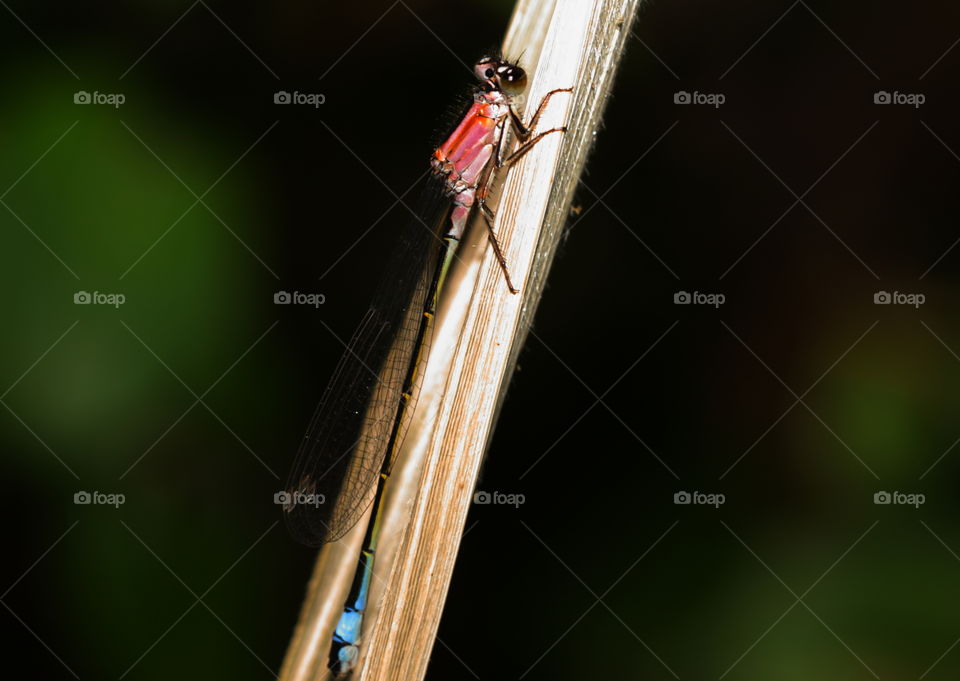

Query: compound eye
left=474, top=59, right=499, bottom=82
left=500, top=66, right=527, bottom=95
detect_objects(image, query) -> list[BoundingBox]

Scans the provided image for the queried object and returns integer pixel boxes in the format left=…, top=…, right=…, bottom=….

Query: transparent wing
left=283, top=179, right=449, bottom=547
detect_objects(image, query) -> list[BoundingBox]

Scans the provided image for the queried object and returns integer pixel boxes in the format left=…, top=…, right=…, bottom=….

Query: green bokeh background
left=3, top=1, right=960, bottom=679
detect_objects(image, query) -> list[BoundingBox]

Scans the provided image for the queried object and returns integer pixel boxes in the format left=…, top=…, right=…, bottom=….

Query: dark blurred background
left=3, top=0, right=960, bottom=679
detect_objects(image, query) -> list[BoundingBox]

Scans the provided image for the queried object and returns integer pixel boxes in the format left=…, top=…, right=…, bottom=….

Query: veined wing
left=283, top=178, right=450, bottom=547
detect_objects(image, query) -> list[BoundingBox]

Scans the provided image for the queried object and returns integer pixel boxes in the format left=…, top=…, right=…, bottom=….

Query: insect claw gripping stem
left=510, top=87, right=574, bottom=140
left=475, top=90, right=573, bottom=294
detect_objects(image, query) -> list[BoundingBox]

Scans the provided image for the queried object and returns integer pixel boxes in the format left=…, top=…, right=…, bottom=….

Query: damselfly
left=283, top=53, right=571, bottom=676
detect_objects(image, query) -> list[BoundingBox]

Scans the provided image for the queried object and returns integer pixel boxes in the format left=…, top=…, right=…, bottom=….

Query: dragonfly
left=283, top=52, right=571, bottom=676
